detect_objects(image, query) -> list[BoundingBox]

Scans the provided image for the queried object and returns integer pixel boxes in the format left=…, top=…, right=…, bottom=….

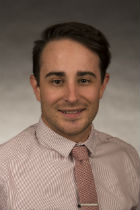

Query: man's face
left=31, top=39, right=109, bottom=142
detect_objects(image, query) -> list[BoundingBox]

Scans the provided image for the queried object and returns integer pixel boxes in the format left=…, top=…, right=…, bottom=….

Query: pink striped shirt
left=0, top=118, right=140, bottom=210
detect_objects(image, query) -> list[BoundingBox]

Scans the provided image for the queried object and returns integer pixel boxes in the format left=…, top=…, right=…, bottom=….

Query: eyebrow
left=45, top=72, right=65, bottom=78
left=45, top=71, right=96, bottom=78
left=77, top=71, right=96, bottom=78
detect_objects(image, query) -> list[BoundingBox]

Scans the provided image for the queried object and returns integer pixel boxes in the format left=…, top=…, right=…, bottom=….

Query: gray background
left=0, top=0, right=139, bottom=154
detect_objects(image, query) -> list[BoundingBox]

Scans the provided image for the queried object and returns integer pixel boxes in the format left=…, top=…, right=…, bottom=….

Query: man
left=0, top=22, right=139, bottom=210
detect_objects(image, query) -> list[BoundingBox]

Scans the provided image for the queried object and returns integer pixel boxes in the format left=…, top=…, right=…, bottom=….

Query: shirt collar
left=36, top=118, right=97, bottom=158
left=76, top=127, right=97, bottom=157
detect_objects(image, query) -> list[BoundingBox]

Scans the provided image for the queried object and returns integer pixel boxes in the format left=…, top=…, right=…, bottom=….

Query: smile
left=58, top=108, right=86, bottom=113
left=58, top=108, right=86, bottom=118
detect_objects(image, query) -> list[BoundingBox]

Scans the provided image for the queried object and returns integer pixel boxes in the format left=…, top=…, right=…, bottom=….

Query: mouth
left=58, top=108, right=86, bottom=119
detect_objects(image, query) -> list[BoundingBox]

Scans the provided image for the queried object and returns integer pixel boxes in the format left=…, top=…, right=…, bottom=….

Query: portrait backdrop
left=0, top=0, right=139, bottom=154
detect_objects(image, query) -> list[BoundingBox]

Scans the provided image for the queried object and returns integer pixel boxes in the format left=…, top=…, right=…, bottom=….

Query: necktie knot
left=72, top=145, right=89, bottom=161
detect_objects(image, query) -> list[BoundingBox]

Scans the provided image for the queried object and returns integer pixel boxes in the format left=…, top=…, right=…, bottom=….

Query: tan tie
left=72, top=145, right=99, bottom=210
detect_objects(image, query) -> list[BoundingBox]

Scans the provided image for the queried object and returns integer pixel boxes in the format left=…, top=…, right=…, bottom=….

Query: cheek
left=81, top=88, right=100, bottom=102
left=40, top=88, right=63, bottom=105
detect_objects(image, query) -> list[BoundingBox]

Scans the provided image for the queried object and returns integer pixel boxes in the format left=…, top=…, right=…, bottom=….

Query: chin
left=58, top=122, right=90, bottom=136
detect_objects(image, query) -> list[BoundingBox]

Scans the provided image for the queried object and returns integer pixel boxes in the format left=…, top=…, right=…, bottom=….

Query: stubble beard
left=41, top=101, right=99, bottom=140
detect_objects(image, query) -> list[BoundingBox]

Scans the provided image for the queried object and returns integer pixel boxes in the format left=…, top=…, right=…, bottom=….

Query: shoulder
left=94, top=128, right=139, bottom=153
left=94, top=129, right=140, bottom=171
left=0, top=123, right=38, bottom=203
left=0, top=123, right=37, bottom=163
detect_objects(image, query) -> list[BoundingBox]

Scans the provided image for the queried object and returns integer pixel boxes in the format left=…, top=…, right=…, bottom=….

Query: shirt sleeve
left=133, top=152, right=140, bottom=210
left=136, top=191, right=140, bottom=210
left=0, top=177, right=8, bottom=209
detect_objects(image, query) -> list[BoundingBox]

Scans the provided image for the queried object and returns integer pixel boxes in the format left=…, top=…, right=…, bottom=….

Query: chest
left=8, top=153, right=138, bottom=210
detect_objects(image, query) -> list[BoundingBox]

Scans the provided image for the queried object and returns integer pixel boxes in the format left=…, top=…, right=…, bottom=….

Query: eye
left=51, top=79, right=64, bottom=86
left=79, top=79, right=91, bottom=85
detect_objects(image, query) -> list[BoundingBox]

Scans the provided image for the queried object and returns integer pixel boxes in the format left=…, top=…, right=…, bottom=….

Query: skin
left=30, top=39, right=109, bottom=142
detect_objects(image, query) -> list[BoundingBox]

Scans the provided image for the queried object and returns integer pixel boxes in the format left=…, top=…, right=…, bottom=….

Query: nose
left=64, top=82, right=78, bottom=103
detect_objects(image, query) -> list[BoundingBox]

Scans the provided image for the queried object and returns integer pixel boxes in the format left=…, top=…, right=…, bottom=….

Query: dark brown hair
left=33, top=22, right=111, bottom=85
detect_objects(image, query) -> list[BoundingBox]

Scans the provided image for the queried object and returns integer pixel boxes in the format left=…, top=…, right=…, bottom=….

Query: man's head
left=32, top=22, right=111, bottom=86
left=30, top=22, right=111, bottom=142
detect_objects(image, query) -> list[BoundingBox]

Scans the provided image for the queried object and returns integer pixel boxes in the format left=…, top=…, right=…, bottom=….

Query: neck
left=64, top=126, right=92, bottom=143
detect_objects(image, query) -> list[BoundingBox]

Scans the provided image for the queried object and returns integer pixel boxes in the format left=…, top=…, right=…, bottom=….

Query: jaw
left=42, top=109, right=93, bottom=142
left=41, top=99, right=99, bottom=142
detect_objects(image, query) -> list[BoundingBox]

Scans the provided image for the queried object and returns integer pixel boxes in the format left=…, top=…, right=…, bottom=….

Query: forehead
left=40, top=39, right=100, bottom=75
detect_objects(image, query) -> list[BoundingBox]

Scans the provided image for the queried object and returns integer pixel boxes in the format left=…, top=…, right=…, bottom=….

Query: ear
left=30, top=75, right=41, bottom=102
left=99, top=73, right=110, bottom=99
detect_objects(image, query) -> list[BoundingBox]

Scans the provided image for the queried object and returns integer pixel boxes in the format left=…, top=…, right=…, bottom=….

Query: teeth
left=63, top=110, right=81, bottom=114
left=64, top=111, right=79, bottom=114
left=59, top=109, right=85, bottom=114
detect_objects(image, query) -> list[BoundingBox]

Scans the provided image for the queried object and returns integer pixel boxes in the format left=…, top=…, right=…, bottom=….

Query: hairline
left=38, top=37, right=103, bottom=83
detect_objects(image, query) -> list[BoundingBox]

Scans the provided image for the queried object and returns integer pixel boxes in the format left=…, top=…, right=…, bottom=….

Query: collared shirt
left=0, top=118, right=140, bottom=210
